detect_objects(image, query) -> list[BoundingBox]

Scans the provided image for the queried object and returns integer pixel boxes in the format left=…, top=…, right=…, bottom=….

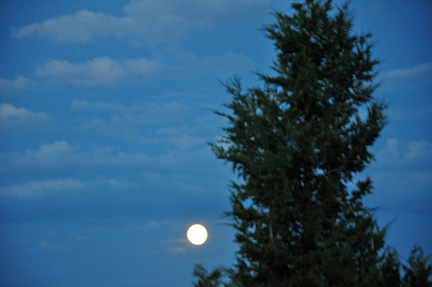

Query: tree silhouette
left=192, top=1, right=430, bottom=286
left=402, top=245, right=432, bottom=287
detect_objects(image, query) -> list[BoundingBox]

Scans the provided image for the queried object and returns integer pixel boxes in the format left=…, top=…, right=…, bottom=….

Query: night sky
left=1, top=0, right=431, bottom=286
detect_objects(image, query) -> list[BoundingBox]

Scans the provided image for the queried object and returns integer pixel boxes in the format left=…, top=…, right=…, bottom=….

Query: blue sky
left=0, top=0, right=431, bottom=286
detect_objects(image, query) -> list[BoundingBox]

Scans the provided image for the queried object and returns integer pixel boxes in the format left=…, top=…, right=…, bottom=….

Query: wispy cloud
left=28, top=141, right=77, bottom=163
left=382, top=62, right=432, bottom=90
left=0, top=103, right=50, bottom=130
left=13, top=0, right=269, bottom=45
left=406, top=140, right=432, bottom=160
left=0, top=139, right=213, bottom=174
left=14, top=10, right=131, bottom=44
left=0, top=76, right=32, bottom=94
left=70, top=99, right=216, bottom=151
left=35, top=53, right=255, bottom=87
left=369, top=138, right=432, bottom=212
left=385, top=62, right=432, bottom=80
left=376, top=138, right=432, bottom=168
left=0, top=179, right=87, bottom=198
left=35, top=57, right=164, bottom=87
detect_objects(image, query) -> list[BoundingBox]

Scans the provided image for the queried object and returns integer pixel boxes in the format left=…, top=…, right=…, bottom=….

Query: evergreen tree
left=193, top=264, right=225, bottom=287
left=379, top=247, right=402, bottom=287
left=210, top=0, right=387, bottom=286
left=402, top=245, right=432, bottom=287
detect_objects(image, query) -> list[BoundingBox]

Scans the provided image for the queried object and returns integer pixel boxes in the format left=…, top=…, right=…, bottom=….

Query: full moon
left=187, top=224, right=208, bottom=245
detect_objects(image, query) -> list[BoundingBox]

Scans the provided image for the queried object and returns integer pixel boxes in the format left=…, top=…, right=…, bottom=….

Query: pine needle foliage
left=402, top=245, right=432, bottom=287
left=210, top=0, right=388, bottom=286
left=379, top=247, right=402, bottom=287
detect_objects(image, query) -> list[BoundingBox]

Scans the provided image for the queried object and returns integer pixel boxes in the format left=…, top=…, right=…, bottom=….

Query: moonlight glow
left=187, top=224, right=208, bottom=245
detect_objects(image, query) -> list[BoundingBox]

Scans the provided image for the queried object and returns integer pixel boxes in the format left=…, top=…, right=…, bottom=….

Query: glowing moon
left=187, top=224, right=208, bottom=245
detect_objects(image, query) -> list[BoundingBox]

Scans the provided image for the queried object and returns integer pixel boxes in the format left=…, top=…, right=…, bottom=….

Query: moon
left=187, top=224, right=208, bottom=245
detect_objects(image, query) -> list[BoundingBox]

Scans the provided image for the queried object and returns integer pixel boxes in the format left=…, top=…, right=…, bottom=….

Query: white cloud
left=1, top=140, right=146, bottom=170
left=70, top=99, right=214, bottom=151
left=0, top=76, right=32, bottom=94
left=70, top=99, right=213, bottom=153
left=35, top=57, right=164, bottom=87
left=14, top=0, right=269, bottom=45
left=376, top=138, right=400, bottom=164
left=0, top=179, right=87, bottom=198
left=0, top=138, right=215, bottom=176
left=382, top=62, right=432, bottom=90
left=0, top=103, right=50, bottom=129
left=36, top=53, right=254, bottom=87
left=29, top=141, right=76, bottom=163
left=376, top=138, right=432, bottom=169
left=14, top=10, right=132, bottom=43
left=406, top=140, right=432, bottom=160
left=371, top=138, right=432, bottom=211
left=0, top=178, right=138, bottom=198
left=0, top=141, right=77, bottom=170
left=385, top=62, right=432, bottom=80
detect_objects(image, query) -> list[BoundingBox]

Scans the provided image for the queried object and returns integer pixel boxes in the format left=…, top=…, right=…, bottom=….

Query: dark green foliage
left=210, top=0, right=388, bottom=286
left=402, top=245, right=432, bottom=287
left=193, top=264, right=225, bottom=287
left=379, top=247, right=402, bottom=287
